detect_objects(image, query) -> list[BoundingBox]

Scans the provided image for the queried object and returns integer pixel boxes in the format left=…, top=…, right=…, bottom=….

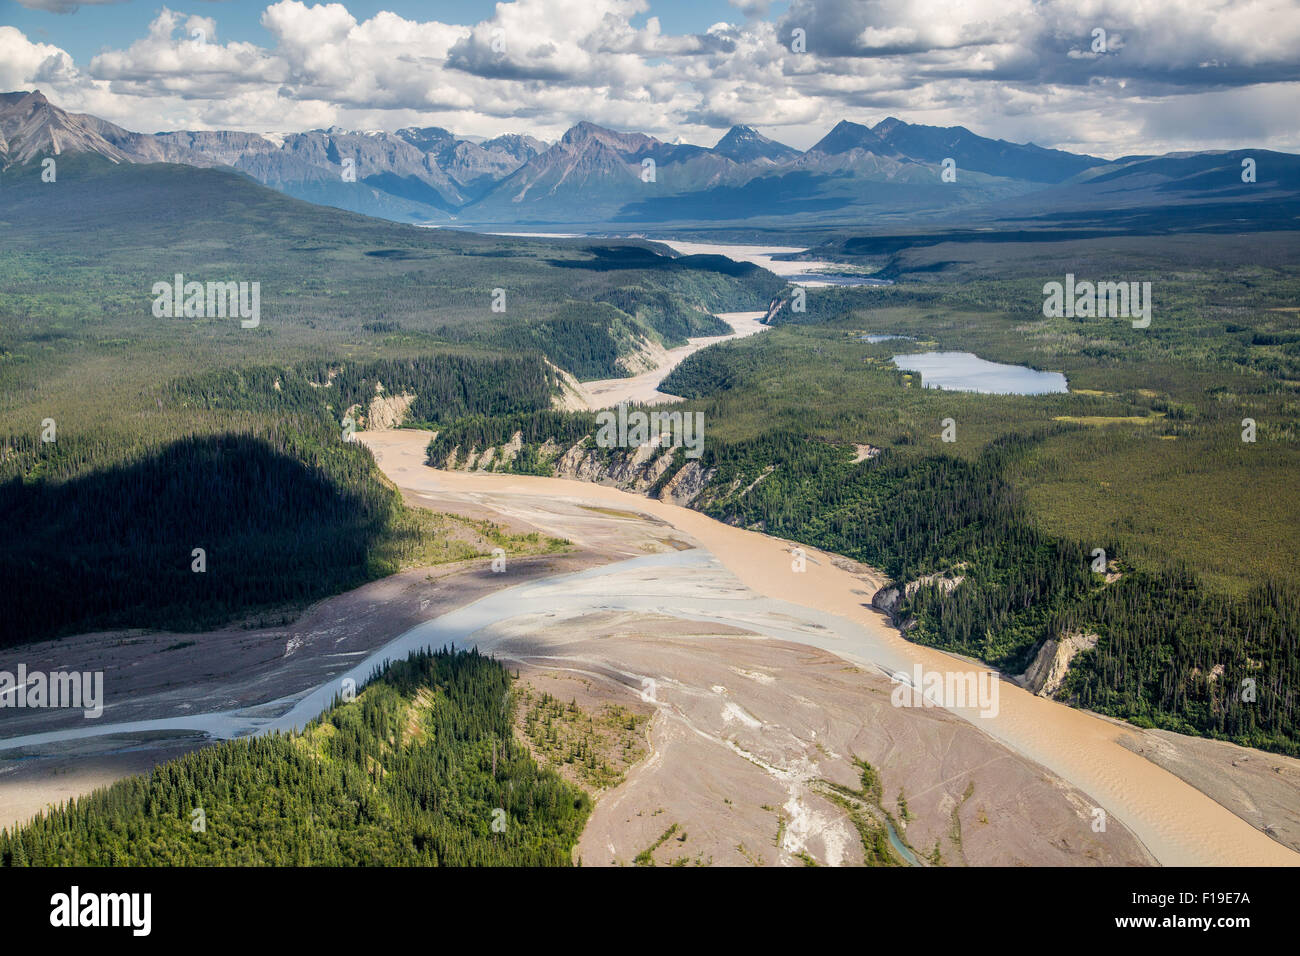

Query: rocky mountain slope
left=6, top=89, right=1291, bottom=231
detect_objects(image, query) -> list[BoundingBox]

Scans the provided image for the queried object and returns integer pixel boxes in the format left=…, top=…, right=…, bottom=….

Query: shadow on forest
left=0, top=433, right=391, bottom=648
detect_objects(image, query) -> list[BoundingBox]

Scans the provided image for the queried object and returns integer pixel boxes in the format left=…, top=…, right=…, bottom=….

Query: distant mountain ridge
left=0, top=90, right=548, bottom=221
left=4, top=89, right=1293, bottom=230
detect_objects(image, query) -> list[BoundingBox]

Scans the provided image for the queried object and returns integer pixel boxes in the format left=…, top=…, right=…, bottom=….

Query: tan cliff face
left=614, top=336, right=672, bottom=376
left=1019, top=631, right=1100, bottom=698
left=657, top=459, right=713, bottom=505
left=437, top=431, right=524, bottom=472
left=764, top=296, right=785, bottom=323
left=436, top=432, right=716, bottom=506
left=547, top=362, right=595, bottom=411
left=366, top=389, right=415, bottom=431
left=550, top=439, right=714, bottom=503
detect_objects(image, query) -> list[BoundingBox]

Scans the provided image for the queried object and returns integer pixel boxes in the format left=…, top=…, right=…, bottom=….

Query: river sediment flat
left=360, top=428, right=1300, bottom=867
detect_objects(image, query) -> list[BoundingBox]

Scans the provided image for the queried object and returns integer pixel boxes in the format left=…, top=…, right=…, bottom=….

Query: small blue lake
left=892, top=351, right=1068, bottom=395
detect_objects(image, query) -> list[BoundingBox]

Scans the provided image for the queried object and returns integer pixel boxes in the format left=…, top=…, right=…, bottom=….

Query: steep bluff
left=431, top=431, right=717, bottom=508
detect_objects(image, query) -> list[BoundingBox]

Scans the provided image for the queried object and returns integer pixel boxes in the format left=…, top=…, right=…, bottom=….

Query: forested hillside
left=0, top=649, right=590, bottom=866
left=0, top=156, right=779, bottom=373
left=165, top=353, right=560, bottom=426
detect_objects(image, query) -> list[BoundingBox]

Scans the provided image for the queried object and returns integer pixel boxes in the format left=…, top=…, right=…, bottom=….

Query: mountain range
left=3, top=89, right=1296, bottom=231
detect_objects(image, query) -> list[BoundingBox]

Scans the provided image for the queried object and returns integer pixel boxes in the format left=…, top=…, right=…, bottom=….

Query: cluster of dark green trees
left=1059, top=573, right=1298, bottom=747
left=165, top=352, right=560, bottom=427
left=0, top=649, right=589, bottom=866
left=435, top=302, right=639, bottom=380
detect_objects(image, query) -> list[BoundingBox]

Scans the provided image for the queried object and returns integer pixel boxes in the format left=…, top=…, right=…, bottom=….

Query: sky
left=3, top=0, right=1299, bottom=157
